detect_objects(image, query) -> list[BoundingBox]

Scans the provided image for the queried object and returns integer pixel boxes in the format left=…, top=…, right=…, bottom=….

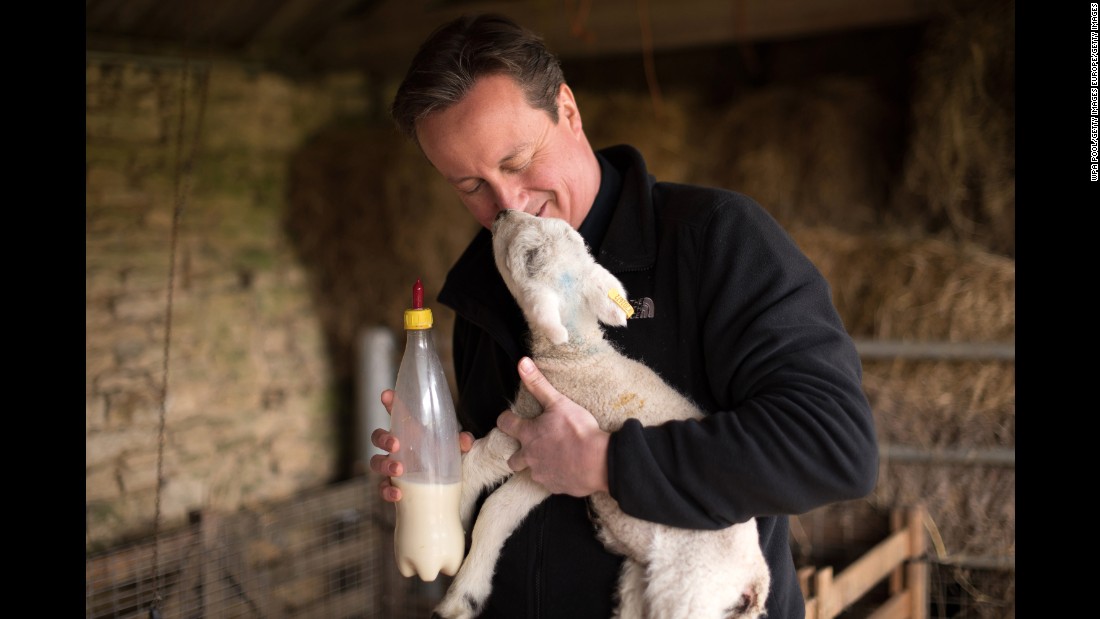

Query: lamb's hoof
left=433, top=592, right=482, bottom=619
left=725, top=580, right=767, bottom=618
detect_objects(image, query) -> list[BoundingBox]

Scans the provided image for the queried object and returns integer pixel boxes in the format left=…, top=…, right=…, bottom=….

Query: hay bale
left=579, top=89, right=710, bottom=185
left=790, top=226, right=1015, bottom=342
left=861, top=355, right=1014, bottom=562
left=792, top=224, right=1014, bottom=567
left=285, top=123, right=480, bottom=384
left=704, top=77, right=899, bottom=232
left=862, top=359, right=1014, bottom=447
left=894, top=0, right=1015, bottom=257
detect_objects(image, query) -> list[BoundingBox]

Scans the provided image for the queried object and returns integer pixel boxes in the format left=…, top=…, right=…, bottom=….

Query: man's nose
left=493, top=182, right=526, bottom=212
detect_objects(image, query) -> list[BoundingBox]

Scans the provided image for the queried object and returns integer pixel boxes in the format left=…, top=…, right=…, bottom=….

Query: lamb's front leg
left=435, top=472, right=550, bottom=619
left=459, top=428, right=520, bottom=528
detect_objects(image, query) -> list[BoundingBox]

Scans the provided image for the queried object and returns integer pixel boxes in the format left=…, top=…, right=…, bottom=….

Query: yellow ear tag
left=608, top=289, right=635, bottom=318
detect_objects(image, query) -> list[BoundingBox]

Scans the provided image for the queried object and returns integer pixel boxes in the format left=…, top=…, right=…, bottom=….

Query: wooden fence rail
left=803, top=505, right=927, bottom=619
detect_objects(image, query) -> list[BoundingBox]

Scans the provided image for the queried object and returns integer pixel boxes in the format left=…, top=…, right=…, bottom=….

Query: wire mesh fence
left=927, top=561, right=1015, bottom=619
left=85, top=476, right=444, bottom=619
left=86, top=479, right=1013, bottom=618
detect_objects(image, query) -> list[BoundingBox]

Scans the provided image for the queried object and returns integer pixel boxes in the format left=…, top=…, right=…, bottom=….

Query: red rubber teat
left=412, top=279, right=424, bottom=310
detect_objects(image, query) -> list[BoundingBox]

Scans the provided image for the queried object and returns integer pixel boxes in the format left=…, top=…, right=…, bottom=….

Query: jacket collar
left=594, top=144, right=658, bottom=273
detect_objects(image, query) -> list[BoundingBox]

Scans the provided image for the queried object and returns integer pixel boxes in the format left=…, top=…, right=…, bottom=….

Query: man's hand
left=496, top=357, right=610, bottom=497
left=369, top=388, right=474, bottom=503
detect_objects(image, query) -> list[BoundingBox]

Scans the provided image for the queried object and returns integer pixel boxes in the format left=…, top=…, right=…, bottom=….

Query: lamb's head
left=491, top=210, right=632, bottom=346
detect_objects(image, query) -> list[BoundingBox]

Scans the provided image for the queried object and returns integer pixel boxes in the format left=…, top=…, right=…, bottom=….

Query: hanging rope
left=148, top=36, right=211, bottom=619
left=636, top=0, right=665, bottom=119
left=564, top=0, right=596, bottom=43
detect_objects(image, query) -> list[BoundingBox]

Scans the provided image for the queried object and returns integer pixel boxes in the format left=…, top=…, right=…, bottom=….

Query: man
left=370, top=13, right=878, bottom=618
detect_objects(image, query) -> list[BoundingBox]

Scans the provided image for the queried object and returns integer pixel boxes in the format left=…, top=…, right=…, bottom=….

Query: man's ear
left=559, top=84, right=583, bottom=135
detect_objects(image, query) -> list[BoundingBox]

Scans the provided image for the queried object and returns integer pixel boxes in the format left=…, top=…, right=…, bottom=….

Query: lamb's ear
left=584, top=265, right=632, bottom=328
left=504, top=244, right=542, bottom=288
left=526, top=284, right=570, bottom=345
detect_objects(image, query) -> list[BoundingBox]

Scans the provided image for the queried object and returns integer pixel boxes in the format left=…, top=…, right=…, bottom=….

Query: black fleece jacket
left=437, top=144, right=879, bottom=619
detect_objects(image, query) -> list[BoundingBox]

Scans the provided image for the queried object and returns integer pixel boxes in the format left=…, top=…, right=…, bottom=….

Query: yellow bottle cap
left=404, top=307, right=433, bottom=330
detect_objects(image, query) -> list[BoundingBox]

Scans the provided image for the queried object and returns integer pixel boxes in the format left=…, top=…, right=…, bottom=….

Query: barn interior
left=86, top=0, right=1015, bottom=617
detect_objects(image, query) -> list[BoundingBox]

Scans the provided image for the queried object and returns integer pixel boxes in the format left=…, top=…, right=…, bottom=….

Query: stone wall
left=86, top=57, right=373, bottom=552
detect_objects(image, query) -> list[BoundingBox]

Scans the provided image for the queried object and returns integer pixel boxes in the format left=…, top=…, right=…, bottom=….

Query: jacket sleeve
left=606, top=195, right=879, bottom=529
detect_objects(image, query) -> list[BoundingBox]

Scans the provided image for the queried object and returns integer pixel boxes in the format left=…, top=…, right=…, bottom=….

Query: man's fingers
left=379, top=477, right=402, bottom=503
left=370, top=453, right=403, bottom=477
left=459, top=431, right=475, bottom=454
left=503, top=357, right=572, bottom=477
left=496, top=410, right=519, bottom=437
left=373, top=390, right=408, bottom=504
left=496, top=411, right=529, bottom=472
left=517, top=357, right=562, bottom=408
left=371, top=428, right=398, bottom=453
left=507, top=451, right=527, bottom=472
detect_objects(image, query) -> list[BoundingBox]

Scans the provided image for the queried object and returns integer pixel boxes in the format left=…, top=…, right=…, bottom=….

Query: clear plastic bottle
left=390, top=279, right=465, bottom=581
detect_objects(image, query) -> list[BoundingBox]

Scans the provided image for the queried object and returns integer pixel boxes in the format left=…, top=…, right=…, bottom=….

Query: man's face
left=416, top=74, right=598, bottom=230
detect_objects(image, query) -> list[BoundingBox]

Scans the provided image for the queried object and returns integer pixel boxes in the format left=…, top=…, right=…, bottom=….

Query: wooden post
left=907, top=506, right=928, bottom=619
left=815, top=566, right=835, bottom=619
left=798, top=566, right=816, bottom=600
left=889, top=509, right=904, bottom=596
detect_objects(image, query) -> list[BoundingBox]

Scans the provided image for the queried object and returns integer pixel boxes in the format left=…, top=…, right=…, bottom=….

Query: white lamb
left=434, top=209, right=770, bottom=619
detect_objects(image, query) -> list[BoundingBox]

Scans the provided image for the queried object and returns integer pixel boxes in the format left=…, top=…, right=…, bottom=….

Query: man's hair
left=391, top=14, right=566, bottom=146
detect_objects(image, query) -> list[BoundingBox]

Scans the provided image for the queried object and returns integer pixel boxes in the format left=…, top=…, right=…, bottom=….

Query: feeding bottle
left=390, top=279, right=465, bottom=581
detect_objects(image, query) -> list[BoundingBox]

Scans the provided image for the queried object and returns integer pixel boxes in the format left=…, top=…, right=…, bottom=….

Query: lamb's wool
left=434, top=210, right=770, bottom=619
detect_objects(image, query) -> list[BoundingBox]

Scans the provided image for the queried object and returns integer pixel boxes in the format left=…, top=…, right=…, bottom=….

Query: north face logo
left=628, top=297, right=654, bottom=319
